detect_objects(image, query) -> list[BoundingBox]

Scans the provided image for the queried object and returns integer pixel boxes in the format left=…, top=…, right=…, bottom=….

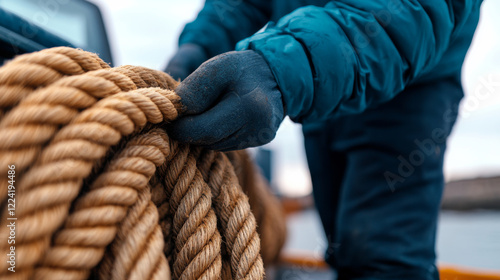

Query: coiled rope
left=0, top=47, right=286, bottom=280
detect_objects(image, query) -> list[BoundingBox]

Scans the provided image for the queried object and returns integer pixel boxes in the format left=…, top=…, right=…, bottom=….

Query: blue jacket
left=179, top=0, right=482, bottom=123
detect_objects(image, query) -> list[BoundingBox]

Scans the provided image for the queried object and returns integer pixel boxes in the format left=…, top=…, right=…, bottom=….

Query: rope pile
left=0, top=47, right=286, bottom=280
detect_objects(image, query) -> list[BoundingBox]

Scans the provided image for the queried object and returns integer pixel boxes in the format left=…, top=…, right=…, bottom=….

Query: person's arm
left=237, top=0, right=482, bottom=123
left=168, top=0, right=482, bottom=150
left=180, top=0, right=272, bottom=58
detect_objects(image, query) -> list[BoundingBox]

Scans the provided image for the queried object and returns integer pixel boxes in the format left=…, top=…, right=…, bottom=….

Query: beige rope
left=226, top=151, right=287, bottom=265
left=0, top=47, right=109, bottom=115
left=194, top=149, right=264, bottom=280
left=159, top=144, right=222, bottom=280
left=0, top=47, right=286, bottom=280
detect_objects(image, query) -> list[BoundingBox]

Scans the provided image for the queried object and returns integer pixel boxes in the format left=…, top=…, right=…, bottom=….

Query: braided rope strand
left=159, top=144, right=223, bottom=280
left=195, top=150, right=264, bottom=280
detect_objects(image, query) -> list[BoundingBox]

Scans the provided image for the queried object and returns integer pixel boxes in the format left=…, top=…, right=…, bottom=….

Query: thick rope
left=0, top=87, right=180, bottom=278
left=36, top=130, right=173, bottom=280
left=194, top=149, right=264, bottom=280
left=226, top=151, right=287, bottom=265
left=158, top=143, right=222, bottom=280
left=0, top=47, right=285, bottom=280
left=0, top=47, right=109, bottom=116
left=0, top=64, right=168, bottom=206
left=0, top=48, right=110, bottom=209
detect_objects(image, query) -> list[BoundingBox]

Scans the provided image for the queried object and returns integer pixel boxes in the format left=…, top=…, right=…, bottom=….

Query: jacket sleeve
left=236, top=0, right=482, bottom=123
left=179, top=0, right=272, bottom=58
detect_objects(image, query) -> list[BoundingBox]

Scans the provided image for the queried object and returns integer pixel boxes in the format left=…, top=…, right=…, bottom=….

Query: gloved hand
left=168, top=50, right=285, bottom=151
left=164, top=43, right=208, bottom=80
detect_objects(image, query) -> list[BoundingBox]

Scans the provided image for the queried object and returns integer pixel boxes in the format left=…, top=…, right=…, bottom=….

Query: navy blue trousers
left=303, top=77, right=464, bottom=280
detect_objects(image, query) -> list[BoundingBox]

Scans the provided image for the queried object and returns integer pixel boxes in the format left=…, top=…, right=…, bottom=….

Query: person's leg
left=327, top=77, right=463, bottom=280
left=303, top=122, right=346, bottom=257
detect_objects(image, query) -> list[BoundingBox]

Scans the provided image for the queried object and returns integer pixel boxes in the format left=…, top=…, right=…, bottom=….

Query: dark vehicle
left=0, top=0, right=112, bottom=65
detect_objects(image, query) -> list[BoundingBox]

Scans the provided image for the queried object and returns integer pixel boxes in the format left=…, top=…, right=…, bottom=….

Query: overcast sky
left=91, top=0, right=500, bottom=186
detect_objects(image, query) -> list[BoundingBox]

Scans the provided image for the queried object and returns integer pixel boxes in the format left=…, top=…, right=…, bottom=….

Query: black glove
left=169, top=50, right=285, bottom=151
left=164, top=43, right=208, bottom=80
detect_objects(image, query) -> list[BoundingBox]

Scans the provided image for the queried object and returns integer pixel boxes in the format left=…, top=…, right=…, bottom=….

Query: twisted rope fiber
left=156, top=143, right=223, bottom=280
left=0, top=50, right=172, bottom=205
left=193, top=149, right=263, bottom=280
left=0, top=47, right=109, bottom=115
left=225, top=151, right=286, bottom=265
left=0, top=47, right=285, bottom=280
left=0, top=86, right=181, bottom=279
left=0, top=47, right=110, bottom=208
left=0, top=61, right=176, bottom=207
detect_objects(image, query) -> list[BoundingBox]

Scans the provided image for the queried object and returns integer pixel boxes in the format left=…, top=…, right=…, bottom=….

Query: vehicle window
left=0, top=0, right=87, bottom=47
left=0, top=0, right=113, bottom=65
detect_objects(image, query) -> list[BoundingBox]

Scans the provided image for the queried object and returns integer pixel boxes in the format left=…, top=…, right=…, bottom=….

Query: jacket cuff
left=236, top=29, right=314, bottom=122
